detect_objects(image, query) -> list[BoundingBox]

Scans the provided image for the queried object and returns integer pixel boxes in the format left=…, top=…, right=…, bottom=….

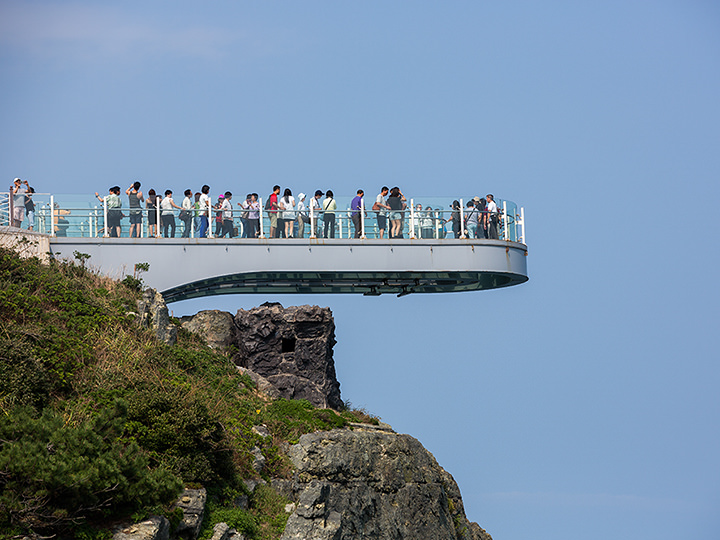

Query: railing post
left=207, top=203, right=214, bottom=238
left=339, top=215, right=344, bottom=238
left=360, top=198, right=366, bottom=239
left=309, top=201, right=316, bottom=239
left=459, top=198, right=466, bottom=239
left=103, top=196, right=109, bottom=237
left=520, top=206, right=526, bottom=244
left=50, top=195, right=56, bottom=237
left=8, top=190, right=14, bottom=227
left=258, top=197, right=266, bottom=238
left=409, top=199, right=416, bottom=239
left=156, top=197, right=161, bottom=238
left=502, top=201, right=508, bottom=241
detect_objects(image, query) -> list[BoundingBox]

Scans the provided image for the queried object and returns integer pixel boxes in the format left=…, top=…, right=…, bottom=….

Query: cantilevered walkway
left=1, top=192, right=528, bottom=301
left=47, top=236, right=529, bottom=301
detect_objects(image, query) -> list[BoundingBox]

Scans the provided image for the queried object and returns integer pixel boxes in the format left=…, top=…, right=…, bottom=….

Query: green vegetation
left=0, top=248, right=375, bottom=539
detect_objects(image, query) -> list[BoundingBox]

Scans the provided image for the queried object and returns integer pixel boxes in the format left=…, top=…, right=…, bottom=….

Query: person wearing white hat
left=11, top=178, right=28, bottom=228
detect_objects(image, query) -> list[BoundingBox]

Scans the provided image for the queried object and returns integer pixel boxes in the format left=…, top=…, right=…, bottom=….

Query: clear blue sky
left=2, top=2, right=719, bottom=539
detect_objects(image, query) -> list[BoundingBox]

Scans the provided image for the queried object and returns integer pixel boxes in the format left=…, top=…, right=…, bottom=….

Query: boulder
left=180, top=310, right=237, bottom=350
left=113, top=515, right=170, bottom=540
left=172, top=488, right=207, bottom=540
left=137, top=289, right=177, bottom=345
left=281, top=429, right=492, bottom=540
left=234, top=303, right=342, bottom=410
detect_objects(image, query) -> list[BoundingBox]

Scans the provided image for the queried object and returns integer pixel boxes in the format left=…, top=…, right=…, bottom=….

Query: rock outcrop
left=113, top=515, right=170, bottom=540
left=137, top=288, right=177, bottom=345
left=281, top=428, right=492, bottom=540
left=172, top=488, right=207, bottom=540
left=182, top=303, right=342, bottom=410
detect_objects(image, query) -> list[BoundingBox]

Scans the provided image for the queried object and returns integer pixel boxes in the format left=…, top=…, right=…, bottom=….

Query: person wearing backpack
left=464, top=200, right=479, bottom=238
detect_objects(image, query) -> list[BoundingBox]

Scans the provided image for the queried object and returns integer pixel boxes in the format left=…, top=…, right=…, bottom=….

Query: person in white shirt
left=198, top=185, right=211, bottom=238
left=160, top=190, right=182, bottom=238
left=486, top=193, right=499, bottom=239
left=296, top=193, right=308, bottom=238
left=220, top=191, right=234, bottom=238
left=374, top=186, right=390, bottom=238
left=279, top=188, right=295, bottom=238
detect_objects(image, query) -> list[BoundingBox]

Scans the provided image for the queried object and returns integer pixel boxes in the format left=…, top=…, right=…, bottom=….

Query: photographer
left=11, top=178, right=28, bottom=228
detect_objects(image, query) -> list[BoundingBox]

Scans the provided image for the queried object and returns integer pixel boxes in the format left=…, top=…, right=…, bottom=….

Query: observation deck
left=1, top=192, right=528, bottom=301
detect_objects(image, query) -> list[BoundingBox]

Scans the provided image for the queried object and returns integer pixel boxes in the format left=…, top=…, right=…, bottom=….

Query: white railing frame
left=50, top=196, right=56, bottom=237
left=360, top=198, right=366, bottom=239
left=459, top=199, right=466, bottom=239
left=409, top=199, right=416, bottom=239
left=502, top=201, right=508, bottom=241
left=258, top=197, right=266, bottom=238
left=102, top=197, right=109, bottom=237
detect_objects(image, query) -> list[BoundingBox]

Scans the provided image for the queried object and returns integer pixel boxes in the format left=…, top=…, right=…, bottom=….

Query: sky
left=2, top=1, right=719, bottom=539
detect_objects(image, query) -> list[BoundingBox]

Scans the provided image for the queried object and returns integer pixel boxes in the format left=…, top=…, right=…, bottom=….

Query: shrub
left=0, top=400, right=182, bottom=536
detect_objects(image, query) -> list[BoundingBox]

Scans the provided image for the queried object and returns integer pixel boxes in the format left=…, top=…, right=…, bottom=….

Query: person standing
left=198, top=185, right=211, bottom=238
left=180, top=189, right=193, bottom=237
left=350, top=189, right=364, bottom=238
left=238, top=194, right=252, bottom=238
left=161, top=190, right=182, bottom=238
left=220, top=191, right=234, bottom=238
left=214, top=195, right=225, bottom=237
left=387, top=187, right=406, bottom=239
left=486, top=194, right=499, bottom=239
left=322, top=190, right=337, bottom=238
left=11, top=178, right=28, bottom=228
left=126, top=181, right=144, bottom=238
left=146, top=189, right=159, bottom=237
left=279, top=188, right=295, bottom=238
left=247, top=193, right=260, bottom=238
left=464, top=200, right=479, bottom=238
left=374, top=186, right=390, bottom=238
left=24, top=187, right=35, bottom=231
left=296, top=193, right=308, bottom=238
left=310, top=190, right=323, bottom=237
left=267, top=185, right=280, bottom=238
left=95, top=186, right=123, bottom=237
left=446, top=200, right=461, bottom=238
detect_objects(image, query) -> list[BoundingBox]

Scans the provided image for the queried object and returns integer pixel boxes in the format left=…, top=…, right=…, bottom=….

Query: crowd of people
left=10, top=178, right=503, bottom=240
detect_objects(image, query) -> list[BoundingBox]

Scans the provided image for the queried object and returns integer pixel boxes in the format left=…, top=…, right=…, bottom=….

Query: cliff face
left=280, top=427, right=491, bottom=540
left=182, top=303, right=491, bottom=539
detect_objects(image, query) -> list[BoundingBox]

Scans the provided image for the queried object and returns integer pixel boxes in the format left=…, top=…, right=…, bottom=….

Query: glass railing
left=2, top=193, right=526, bottom=243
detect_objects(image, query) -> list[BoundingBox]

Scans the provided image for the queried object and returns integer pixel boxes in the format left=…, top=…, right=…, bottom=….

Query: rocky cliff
left=279, top=426, right=491, bottom=540
left=182, top=302, right=342, bottom=410
left=180, top=302, right=491, bottom=540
